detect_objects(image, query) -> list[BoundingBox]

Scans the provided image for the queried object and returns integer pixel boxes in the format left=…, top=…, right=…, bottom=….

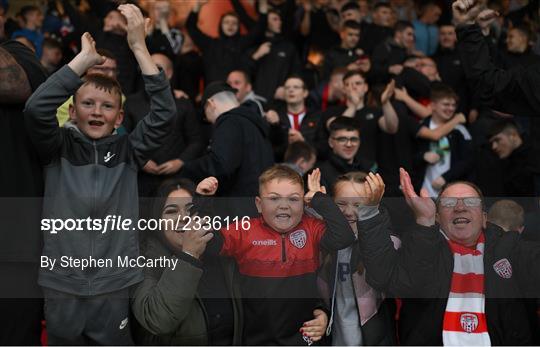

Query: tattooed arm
left=0, top=47, right=32, bottom=104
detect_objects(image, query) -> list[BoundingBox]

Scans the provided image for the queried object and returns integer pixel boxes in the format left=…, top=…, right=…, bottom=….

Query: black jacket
left=182, top=100, right=274, bottom=197
left=322, top=46, right=360, bottom=81
left=359, top=22, right=394, bottom=56
left=248, top=35, right=302, bottom=102
left=500, top=142, right=539, bottom=197
left=95, top=31, right=140, bottom=95
left=433, top=47, right=476, bottom=114
left=268, top=103, right=320, bottom=161
left=124, top=90, right=206, bottom=197
left=186, top=11, right=263, bottom=84
left=358, top=210, right=540, bottom=345
left=318, top=153, right=372, bottom=189
left=371, top=38, right=408, bottom=85
left=0, top=41, right=47, bottom=262
left=457, top=24, right=540, bottom=117
left=123, top=91, right=205, bottom=164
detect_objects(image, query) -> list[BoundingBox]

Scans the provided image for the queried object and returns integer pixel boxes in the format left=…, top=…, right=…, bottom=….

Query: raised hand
left=452, top=0, right=484, bottom=26
left=118, top=4, right=150, bottom=51
left=381, top=79, right=396, bottom=105
left=364, top=172, right=385, bottom=206
left=304, top=168, right=327, bottom=204
left=476, top=8, right=499, bottom=34
left=399, top=168, right=435, bottom=226
left=81, top=32, right=105, bottom=66
left=394, top=86, right=408, bottom=102
left=196, top=177, right=219, bottom=196
left=67, top=32, right=106, bottom=76
left=181, top=225, right=214, bottom=259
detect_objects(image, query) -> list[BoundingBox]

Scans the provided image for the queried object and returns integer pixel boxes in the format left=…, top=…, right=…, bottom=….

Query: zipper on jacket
left=281, top=234, right=287, bottom=262
left=91, top=141, right=98, bottom=263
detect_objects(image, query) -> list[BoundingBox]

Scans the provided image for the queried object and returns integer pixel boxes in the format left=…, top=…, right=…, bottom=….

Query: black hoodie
left=186, top=11, right=264, bottom=84
left=247, top=34, right=302, bottom=102
left=182, top=100, right=274, bottom=198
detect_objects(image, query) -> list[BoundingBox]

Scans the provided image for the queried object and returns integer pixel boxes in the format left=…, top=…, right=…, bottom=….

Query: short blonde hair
left=258, top=165, right=303, bottom=193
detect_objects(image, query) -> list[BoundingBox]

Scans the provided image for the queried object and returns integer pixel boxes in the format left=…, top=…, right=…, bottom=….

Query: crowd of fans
left=0, top=0, right=539, bottom=345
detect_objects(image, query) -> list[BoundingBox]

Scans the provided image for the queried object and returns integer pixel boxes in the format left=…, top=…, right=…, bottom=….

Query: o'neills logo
left=289, top=230, right=307, bottom=249
left=252, top=239, right=277, bottom=246
left=460, top=313, right=479, bottom=333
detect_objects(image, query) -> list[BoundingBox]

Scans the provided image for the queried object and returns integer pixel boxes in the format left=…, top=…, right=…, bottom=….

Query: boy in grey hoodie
left=24, top=4, right=175, bottom=344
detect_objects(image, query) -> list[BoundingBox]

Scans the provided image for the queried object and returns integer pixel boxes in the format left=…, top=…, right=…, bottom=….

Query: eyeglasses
left=439, top=197, right=482, bottom=208
left=332, top=136, right=360, bottom=144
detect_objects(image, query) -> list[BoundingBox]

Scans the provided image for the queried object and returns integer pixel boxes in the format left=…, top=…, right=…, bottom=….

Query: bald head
left=151, top=53, right=173, bottom=80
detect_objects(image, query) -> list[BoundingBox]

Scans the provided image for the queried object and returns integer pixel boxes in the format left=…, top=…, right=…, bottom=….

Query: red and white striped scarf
left=442, top=232, right=491, bottom=346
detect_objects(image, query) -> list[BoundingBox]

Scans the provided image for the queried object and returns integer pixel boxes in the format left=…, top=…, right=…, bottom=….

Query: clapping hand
left=364, top=172, right=385, bottom=206
left=399, top=168, right=436, bottom=226
left=304, top=168, right=326, bottom=204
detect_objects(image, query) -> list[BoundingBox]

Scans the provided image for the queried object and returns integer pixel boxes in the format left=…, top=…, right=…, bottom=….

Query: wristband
left=182, top=250, right=197, bottom=259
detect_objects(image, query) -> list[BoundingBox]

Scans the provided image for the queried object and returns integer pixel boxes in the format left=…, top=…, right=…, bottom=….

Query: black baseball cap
left=201, top=81, right=237, bottom=107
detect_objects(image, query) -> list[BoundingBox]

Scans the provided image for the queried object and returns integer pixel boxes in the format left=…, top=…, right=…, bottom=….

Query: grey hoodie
left=24, top=65, right=176, bottom=295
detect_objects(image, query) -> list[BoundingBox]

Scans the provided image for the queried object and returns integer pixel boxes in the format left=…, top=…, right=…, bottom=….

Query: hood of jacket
left=216, top=100, right=270, bottom=137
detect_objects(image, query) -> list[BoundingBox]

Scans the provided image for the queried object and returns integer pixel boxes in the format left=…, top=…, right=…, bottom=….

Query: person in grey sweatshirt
left=24, top=4, right=175, bottom=344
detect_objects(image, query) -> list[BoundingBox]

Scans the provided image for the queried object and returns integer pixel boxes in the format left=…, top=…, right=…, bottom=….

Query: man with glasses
left=318, top=117, right=372, bottom=189
left=353, top=168, right=540, bottom=345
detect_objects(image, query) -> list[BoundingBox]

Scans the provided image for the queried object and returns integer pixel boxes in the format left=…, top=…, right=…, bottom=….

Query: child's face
left=334, top=181, right=367, bottom=233
left=431, top=97, right=456, bottom=122
left=255, top=179, right=304, bottom=234
left=70, top=84, right=123, bottom=140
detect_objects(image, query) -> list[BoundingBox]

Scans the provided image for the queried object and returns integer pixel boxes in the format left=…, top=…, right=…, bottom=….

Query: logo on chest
left=493, top=258, right=512, bottom=279
left=289, top=229, right=307, bottom=249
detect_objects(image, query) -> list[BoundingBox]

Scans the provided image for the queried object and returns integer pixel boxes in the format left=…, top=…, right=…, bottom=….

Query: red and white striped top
left=442, top=232, right=491, bottom=346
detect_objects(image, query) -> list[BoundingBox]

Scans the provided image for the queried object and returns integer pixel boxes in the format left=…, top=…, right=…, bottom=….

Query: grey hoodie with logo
left=24, top=65, right=176, bottom=296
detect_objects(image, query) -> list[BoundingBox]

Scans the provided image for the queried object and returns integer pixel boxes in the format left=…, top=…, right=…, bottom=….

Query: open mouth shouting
left=452, top=217, right=471, bottom=226
left=89, top=120, right=105, bottom=127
